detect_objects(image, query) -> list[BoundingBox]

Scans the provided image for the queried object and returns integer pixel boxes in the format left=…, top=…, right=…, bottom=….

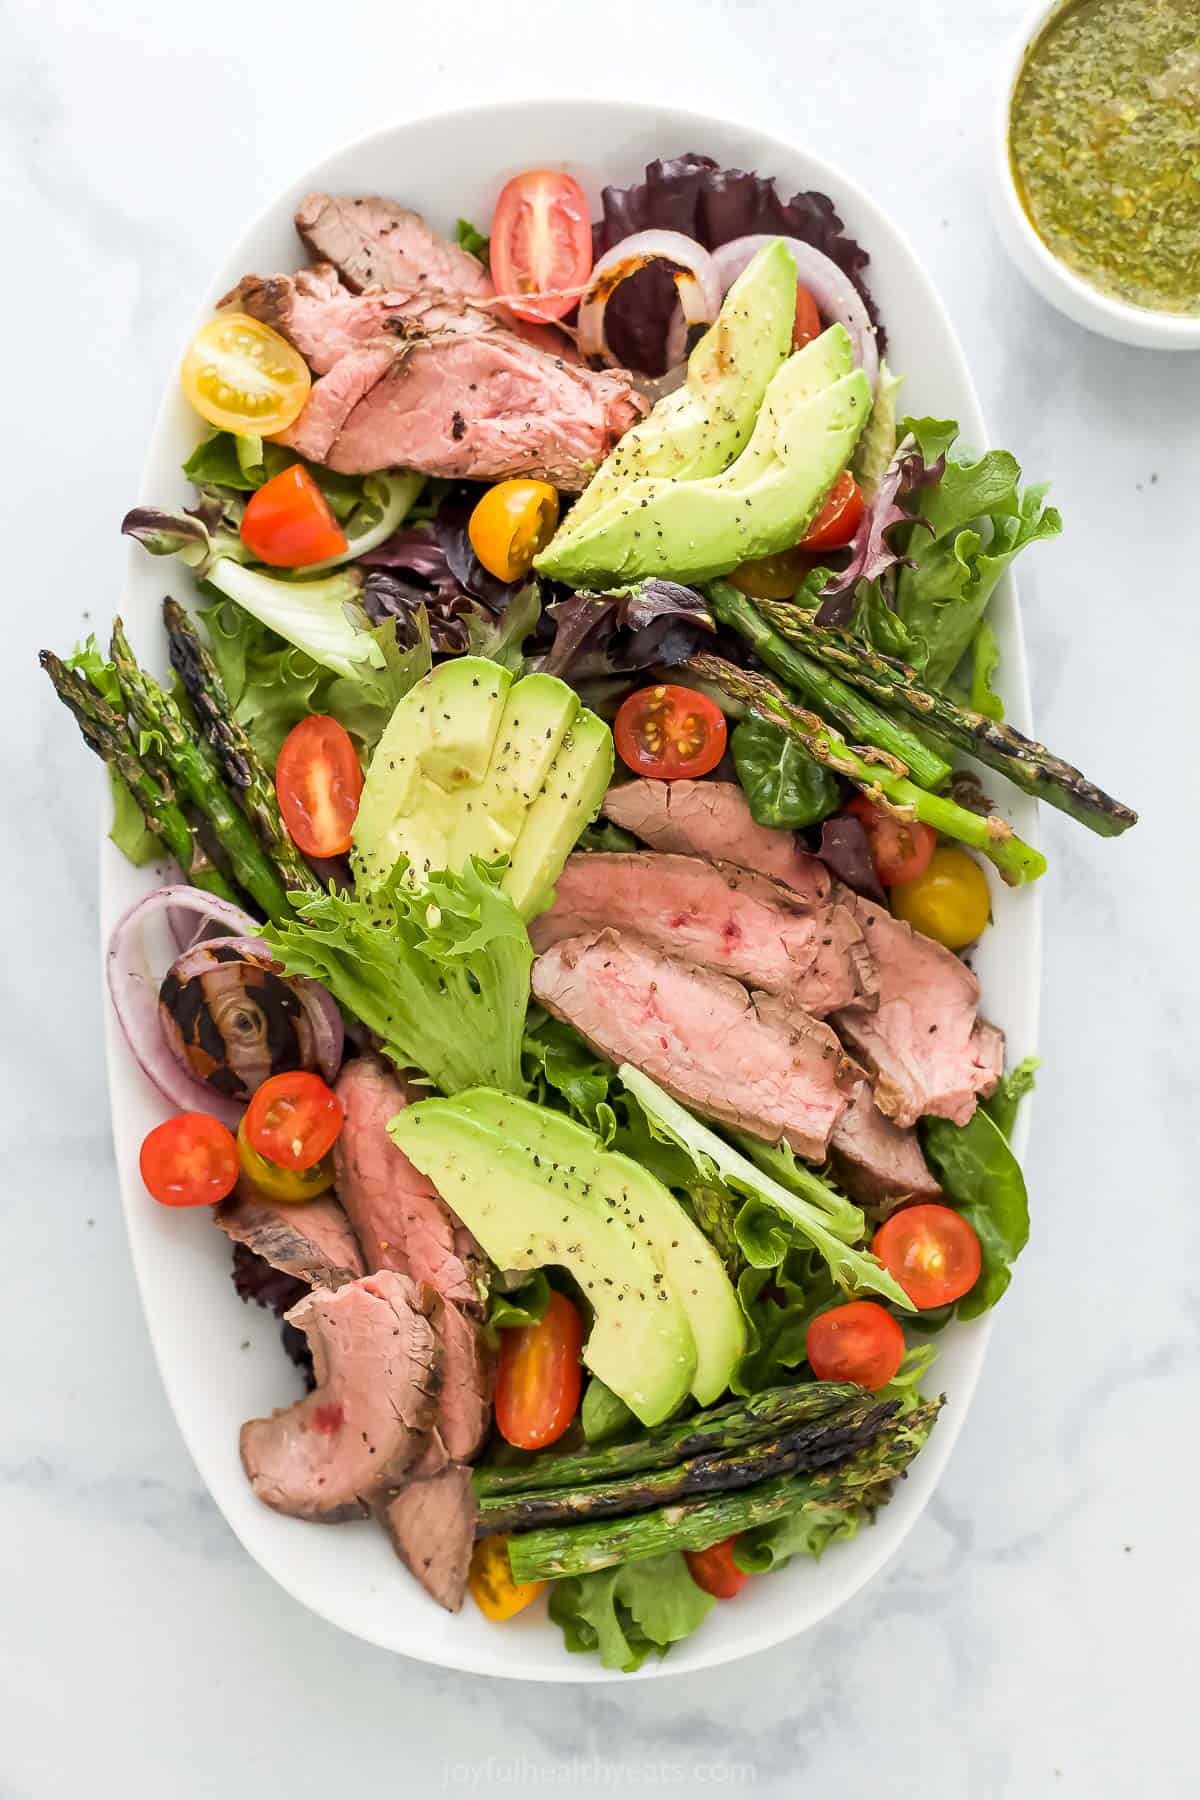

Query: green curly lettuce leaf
left=547, top=1551, right=713, bottom=1672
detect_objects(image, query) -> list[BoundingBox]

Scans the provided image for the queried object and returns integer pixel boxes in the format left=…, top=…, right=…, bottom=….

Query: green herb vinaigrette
left=1009, top=0, right=1200, bottom=314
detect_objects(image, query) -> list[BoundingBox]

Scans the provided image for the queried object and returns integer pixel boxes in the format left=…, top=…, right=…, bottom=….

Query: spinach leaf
left=487, top=1269, right=551, bottom=1331
left=984, top=1055, right=1041, bottom=1139
left=922, top=1108, right=1030, bottom=1319
left=580, top=1377, right=636, bottom=1445
left=730, top=714, right=840, bottom=828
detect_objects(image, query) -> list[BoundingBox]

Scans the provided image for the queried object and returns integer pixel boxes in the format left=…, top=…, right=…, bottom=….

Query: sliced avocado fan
left=537, top=324, right=872, bottom=589
left=563, top=237, right=798, bottom=532
left=351, top=657, right=613, bottom=919
left=389, top=1089, right=746, bottom=1423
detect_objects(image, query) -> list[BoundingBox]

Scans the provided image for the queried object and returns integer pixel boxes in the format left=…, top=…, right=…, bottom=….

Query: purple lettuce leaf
left=230, top=1243, right=315, bottom=1391
left=540, top=580, right=714, bottom=683
left=811, top=813, right=886, bottom=905
left=594, top=151, right=885, bottom=358
left=815, top=435, right=945, bottom=624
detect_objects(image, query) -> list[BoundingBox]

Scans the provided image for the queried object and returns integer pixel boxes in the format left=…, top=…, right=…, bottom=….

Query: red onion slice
left=108, top=887, right=260, bottom=1128
left=578, top=230, right=721, bottom=370
left=711, top=235, right=879, bottom=391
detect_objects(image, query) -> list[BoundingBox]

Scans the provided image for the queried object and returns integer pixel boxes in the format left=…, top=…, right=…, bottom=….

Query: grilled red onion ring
left=577, top=230, right=721, bottom=371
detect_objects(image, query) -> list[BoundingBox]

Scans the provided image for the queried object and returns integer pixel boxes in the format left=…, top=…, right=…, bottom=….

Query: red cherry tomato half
left=494, top=1291, right=584, bottom=1451
left=240, top=465, right=347, bottom=569
left=792, top=284, right=822, bottom=349
left=685, top=1536, right=749, bottom=1599
left=490, top=170, right=593, bottom=324
left=275, top=715, right=363, bottom=858
left=872, top=1204, right=983, bottom=1311
left=799, top=471, right=866, bottom=553
left=846, top=793, right=938, bottom=887
left=613, top=685, right=728, bottom=781
left=139, top=1112, right=239, bottom=1208
left=243, top=1071, right=344, bottom=1173
left=805, top=1300, right=906, bottom=1391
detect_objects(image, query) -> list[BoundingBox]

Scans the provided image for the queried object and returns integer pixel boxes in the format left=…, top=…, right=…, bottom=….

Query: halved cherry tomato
left=873, top=1204, right=982, bottom=1311
left=891, top=847, right=991, bottom=950
left=799, top=471, right=865, bottom=552
left=685, top=1536, right=749, bottom=1599
left=728, top=544, right=816, bottom=600
left=805, top=1301, right=906, bottom=1391
left=275, top=715, right=363, bottom=858
left=490, top=170, right=593, bottom=323
left=494, top=1290, right=584, bottom=1451
left=468, top=479, right=560, bottom=582
left=236, top=1116, right=334, bottom=1202
left=243, top=1071, right=344, bottom=1172
left=613, top=685, right=727, bottom=780
left=139, top=1112, right=239, bottom=1208
left=846, top=794, right=938, bottom=887
left=181, top=313, right=311, bottom=435
left=792, top=284, right=822, bottom=349
left=469, top=1536, right=547, bottom=1622
left=240, top=465, right=347, bottom=569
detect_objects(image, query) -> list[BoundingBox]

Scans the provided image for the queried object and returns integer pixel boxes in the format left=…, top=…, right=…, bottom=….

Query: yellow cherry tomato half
left=181, top=313, right=312, bottom=435
left=468, top=479, right=560, bottom=582
left=890, top=846, right=991, bottom=950
left=236, top=1115, right=334, bottom=1203
left=727, top=545, right=816, bottom=600
left=468, top=1535, right=546, bottom=1622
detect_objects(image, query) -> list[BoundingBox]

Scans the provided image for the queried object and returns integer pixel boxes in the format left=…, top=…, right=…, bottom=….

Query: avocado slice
left=460, top=1090, right=745, bottom=1403
left=351, top=657, right=611, bottom=914
left=503, top=710, right=614, bottom=920
left=389, top=1093, right=698, bottom=1425
left=562, top=239, right=797, bottom=533
left=536, top=325, right=871, bottom=589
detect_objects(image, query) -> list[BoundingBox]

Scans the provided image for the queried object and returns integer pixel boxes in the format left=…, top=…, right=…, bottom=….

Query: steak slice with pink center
left=215, top=1183, right=364, bottom=1290
left=531, top=852, right=874, bottom=1017
left=532, top=929, right=858, bottom=1159
left=601, top=779, right=830, bottom=904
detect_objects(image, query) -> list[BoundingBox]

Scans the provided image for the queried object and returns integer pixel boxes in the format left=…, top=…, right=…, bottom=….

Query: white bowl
left=106, top=97, right=1042, bottom=1680
left=993, top=0, right=1200, bottom=350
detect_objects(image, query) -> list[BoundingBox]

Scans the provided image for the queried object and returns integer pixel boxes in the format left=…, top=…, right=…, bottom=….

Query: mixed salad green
left=41, top=150, right=1136, bottom=1670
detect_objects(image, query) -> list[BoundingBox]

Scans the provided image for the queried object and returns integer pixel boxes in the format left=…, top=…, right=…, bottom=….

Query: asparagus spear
left=474, top=1382, right=863, bottom=1498
left=162, top=598, right=320, bottom=893
left=40, top=650, right=242, bottom=904
left=755, top=600, right=1137, bottom=838
left=685, top=654, right=1047, bottom=886
left=478, top=1395, right=897, bottom=1535
left=508, top=1399, right=942, bottom=1582
left=706, top=581, right=950, bottom=790
left=109, top=619, right=294, bottom=923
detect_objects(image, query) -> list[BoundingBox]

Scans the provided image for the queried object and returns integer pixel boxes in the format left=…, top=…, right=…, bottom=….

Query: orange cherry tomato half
left=792, top=284, right=822, bottom=349
left=613, top=685, right=728, bottom=781
left=139, top=1112, right=239, bottom=1208
left=727, top=544, right=817, bottom=600
left=873, top=1204, right=983, bottom=1311
left=275, top=715, right=363, bottom=858
left=846, top=793, right=938, bottom=887
left=243, top=1070, right=344, bottom=1173
left=494, top=1290, right=584, bottom=1451
left=467, top=479, right=560, bottom=582
left=240, top=465, right=347, bottom=569
left=805, top=1301, right=906, bottom=1391
left=685, top=1536, right=749, bottom=1599
left=490, top=170, right=593, bottom=323
left=799, top=471, right=866, bottom=552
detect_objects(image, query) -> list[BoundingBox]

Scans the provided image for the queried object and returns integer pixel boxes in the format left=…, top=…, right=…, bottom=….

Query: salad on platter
left=42, top=152, right=1136, bottom=1672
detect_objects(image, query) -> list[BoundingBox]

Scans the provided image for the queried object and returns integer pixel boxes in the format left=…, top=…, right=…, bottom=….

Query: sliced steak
left=239, top=1272, right=441, bottom=1522
left=278, top=342, right=401, bottom=463
left=307, top=330, right=642, bottom=487
left=832, top=891, right=1005, bottom=1128
left=602, top=780, right=830, bottom=904
left=334, top=1055, right=481, bottom=1305
left=295, top=192, right=494, bottom=300
left=532, top=929, right=858, bottom=1158
left=216, top=1183, right=364, bottom=1289
left=531, top=853, right=873, bottom=1017
left=378, top=1444, right=477, bottom=1612
left=829, top=1086, right=942, bottom=1217
left=225, top=266, right=490, bottom=374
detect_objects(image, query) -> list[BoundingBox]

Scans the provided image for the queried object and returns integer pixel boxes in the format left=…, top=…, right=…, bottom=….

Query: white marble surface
left=4, top=0, right=1197, bottom=1792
